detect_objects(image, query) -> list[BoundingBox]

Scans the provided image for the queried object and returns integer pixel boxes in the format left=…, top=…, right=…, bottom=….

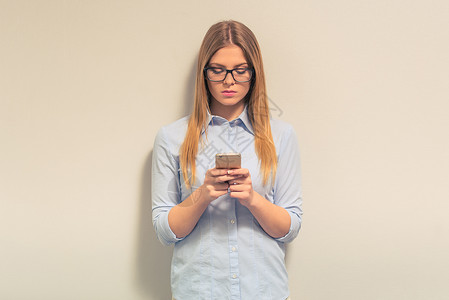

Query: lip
left=222, top=90, right=237, bottom=97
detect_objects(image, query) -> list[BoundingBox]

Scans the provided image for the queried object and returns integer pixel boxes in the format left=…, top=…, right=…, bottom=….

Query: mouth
left=222, top=90, right=237, bottom=97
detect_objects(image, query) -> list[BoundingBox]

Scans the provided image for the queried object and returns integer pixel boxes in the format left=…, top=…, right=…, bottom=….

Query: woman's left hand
left=227, top=168, right=291, bottom=239
left=227, top=168, right=256, bottom=207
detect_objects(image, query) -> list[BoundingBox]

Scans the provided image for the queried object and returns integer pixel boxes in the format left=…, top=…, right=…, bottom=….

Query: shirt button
left=231, top=246, right=236, bottom=252
left=230, top=219, right=235, bottom=224
left=232, top=274, right=237, bottom=279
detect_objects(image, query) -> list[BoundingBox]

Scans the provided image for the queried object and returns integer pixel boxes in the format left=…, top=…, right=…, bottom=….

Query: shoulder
left=269, top=118, right=299, bottom=155
left=154, top=115, right=190, bottom=150
left=270, top=118, right=296, bottom=140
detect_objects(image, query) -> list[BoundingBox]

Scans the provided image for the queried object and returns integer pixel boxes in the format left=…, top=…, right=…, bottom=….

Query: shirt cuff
left=274, top=211, right=301, bottom=243
left=156, top=207, right=184, bottom=246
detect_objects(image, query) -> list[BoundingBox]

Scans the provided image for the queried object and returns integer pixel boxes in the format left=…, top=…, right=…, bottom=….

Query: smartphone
left=215, top=153, right=241, bottom=169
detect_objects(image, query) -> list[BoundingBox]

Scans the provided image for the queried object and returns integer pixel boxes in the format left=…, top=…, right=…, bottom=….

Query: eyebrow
left=208, top=62, right=249, bottom=68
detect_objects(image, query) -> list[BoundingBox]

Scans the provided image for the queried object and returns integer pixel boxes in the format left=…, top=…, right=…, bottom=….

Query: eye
left=210, top=67, right=225, bottom=74
left=234, top=68, right=248, bottom=75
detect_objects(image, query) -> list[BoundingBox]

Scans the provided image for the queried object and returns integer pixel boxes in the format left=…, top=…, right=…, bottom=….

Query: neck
left=210, top=100, right=245, bottom=121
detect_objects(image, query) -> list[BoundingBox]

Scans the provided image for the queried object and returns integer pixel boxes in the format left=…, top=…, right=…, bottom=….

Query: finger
left=228, top=184, right=248, bottom=192
left=216, top=175, right=237, bottom=183
left=229, top=191, right=248, bottom=199
left=214, top=182, right=229, bottom=191
left=226, top=168, right=250, bottom=177
left=208, top=168, right=230, bottom=177
left=212, top=190, right=229, bottom=199
left=227, top=179, right=242, bottom=185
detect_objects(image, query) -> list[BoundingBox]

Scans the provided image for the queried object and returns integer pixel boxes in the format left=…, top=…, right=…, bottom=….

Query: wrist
left=196, top=184, right=215, bottom=205
left=180, top=185, right=210, bottom=208
left=245, top=190, right=261, bottom=209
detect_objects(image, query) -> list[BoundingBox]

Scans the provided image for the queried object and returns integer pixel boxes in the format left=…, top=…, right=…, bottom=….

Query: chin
left=217, top=98, right=244, bottom=106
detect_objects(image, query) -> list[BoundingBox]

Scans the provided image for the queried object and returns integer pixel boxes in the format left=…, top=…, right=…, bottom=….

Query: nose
left=223, top=71, right=235, bottom=85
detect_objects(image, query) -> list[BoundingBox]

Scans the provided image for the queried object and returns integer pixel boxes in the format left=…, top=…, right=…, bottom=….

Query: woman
left=152, top=20, right=302, bottom=300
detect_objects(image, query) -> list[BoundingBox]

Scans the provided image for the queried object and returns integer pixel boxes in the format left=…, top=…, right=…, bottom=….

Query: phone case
left=215, top=153, right=241, bottom=169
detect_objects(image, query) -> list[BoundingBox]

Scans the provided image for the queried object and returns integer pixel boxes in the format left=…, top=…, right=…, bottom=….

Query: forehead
left=209, top=45, right=248, bottom=66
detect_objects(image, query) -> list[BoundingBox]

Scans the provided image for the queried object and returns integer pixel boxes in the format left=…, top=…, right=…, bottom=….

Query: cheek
left=207, top=82, right=219, bottom=97
left=242, top=84, right=251, bottom=96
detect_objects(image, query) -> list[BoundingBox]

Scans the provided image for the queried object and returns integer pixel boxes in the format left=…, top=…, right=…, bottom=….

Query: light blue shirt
left=152, top=106, right=303, bottom=300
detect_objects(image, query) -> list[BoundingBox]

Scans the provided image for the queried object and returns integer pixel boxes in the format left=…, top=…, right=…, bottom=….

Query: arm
left=151, top=127, right=183, bottom=245
left=271, top=125, right=303, bottom=242
left=168, top=168, right=237, bottom=238
left=168, top=188, right=210, bottom=239
left=249, top=193, right=292, bottom=238
left=152, top=126, right=236, bottom=240
left=228, top=125, right=303, bottom=241
left=227, top=169, right=291, bottom=239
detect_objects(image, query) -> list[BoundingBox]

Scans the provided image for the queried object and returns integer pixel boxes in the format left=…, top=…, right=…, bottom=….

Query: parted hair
left=180, top=20, right=277, bottom=188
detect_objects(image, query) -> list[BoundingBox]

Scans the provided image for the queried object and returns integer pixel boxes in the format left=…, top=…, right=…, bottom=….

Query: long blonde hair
left=180, top=20, right=277, bottom=187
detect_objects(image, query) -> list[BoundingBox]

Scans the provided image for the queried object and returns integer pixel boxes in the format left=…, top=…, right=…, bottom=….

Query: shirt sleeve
left=273, top=125, right=303, bottom=243
left=151, top=127, right=185, bottom=246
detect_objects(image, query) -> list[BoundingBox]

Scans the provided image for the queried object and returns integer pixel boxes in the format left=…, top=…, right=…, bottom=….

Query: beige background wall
left=1, top=1, right=448, bottom=299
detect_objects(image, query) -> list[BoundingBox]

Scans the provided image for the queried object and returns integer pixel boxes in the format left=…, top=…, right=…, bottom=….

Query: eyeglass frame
left=203, top=67, right=254, bottom=83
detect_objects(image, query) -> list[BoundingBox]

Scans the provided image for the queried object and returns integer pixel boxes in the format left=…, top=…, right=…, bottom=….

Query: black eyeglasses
left=204, top=67, right=254, bottom=83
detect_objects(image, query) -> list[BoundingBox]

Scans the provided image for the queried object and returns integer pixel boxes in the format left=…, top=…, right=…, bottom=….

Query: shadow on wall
left=181, top=57, right=197, bottom=117
left=135, top=150, right=173, bottom=299
left=134, top=58, right=196, bottom=299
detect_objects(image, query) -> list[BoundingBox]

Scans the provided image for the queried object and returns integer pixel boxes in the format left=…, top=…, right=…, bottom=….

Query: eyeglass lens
left=206, top=68, right=252, bottom=82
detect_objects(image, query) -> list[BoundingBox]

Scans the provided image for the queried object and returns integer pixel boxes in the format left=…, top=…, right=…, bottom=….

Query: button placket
left=228, top=123, right=238, bottom=153
left=227, top=200, right=240, bottom=299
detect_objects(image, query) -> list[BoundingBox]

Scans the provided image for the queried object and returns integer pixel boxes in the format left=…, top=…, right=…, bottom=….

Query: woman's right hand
left=197, top=168, right=234, bottom=203
left=170, top=168, right=236, bottom=238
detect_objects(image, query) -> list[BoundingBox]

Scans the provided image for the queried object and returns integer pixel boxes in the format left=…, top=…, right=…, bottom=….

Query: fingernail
left=227, top=170, right=232, bottom=175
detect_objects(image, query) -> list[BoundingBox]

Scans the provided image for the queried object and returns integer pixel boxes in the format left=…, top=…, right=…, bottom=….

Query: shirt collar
left=202, top=105, right=254, bottom=135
